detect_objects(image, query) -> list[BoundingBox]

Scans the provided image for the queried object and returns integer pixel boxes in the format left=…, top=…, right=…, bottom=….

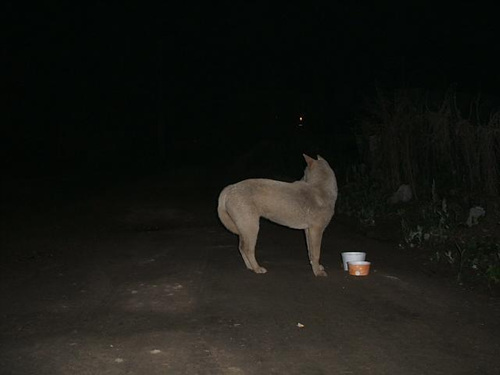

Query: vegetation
left=337, top=87, right=500, bottom=292
left=357, top=86, right=500, bottom=197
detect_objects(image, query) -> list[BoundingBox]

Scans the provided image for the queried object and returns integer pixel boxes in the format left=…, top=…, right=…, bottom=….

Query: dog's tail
left=217, top=187, right=239, bottom=235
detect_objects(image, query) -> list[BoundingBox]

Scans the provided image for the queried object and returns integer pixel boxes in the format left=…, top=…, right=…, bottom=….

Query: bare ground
left=1, top=173, right=499, bottom=374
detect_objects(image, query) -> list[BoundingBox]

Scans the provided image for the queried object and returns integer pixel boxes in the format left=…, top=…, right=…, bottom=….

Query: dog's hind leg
left=238, top=236, right=253, bottom=270
left=238, top=219, right=267, bottom=274
left=305, top=227, right=327, bottom=277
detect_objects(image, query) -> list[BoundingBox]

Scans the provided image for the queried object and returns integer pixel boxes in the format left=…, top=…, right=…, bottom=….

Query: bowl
left=348, top=261, right=371, bottom=276
left=341, top=252, right=366, bottom=271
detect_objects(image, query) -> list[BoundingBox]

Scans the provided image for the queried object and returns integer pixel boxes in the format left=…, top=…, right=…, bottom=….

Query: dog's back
left=218, top=156, right=337, bottom=231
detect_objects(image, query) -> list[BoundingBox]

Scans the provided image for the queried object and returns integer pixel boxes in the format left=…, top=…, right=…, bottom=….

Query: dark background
left=3, top=2, right=499, bottom=180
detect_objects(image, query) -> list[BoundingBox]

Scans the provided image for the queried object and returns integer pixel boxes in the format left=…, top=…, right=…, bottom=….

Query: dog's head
left=302, top=154, right=335, bottom=184
left=303, top=154, right=325, bottom=167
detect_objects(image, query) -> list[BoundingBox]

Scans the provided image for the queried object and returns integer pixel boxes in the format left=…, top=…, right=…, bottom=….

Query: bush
left=342, top=87, right=500, bottom=291
left=357, top=87, right=500, bottom=198
left=431, top=237, right=500, bottom=288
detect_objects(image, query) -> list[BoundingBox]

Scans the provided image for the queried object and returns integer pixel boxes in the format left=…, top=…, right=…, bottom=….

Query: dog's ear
left=303, top=154, right=316, bottom=167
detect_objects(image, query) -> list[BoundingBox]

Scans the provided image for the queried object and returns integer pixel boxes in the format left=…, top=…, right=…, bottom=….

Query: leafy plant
left=400, top=198, right=455, bottom=248
left=429, top=237, right=500, bottom=289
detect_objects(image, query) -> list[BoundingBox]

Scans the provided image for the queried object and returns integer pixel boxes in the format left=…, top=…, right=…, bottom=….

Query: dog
left=217, top=154, right=338, bottom=276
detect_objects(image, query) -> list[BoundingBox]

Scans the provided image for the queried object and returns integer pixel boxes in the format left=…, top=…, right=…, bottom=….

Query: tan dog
left=218, top=155, right=338, bottom=276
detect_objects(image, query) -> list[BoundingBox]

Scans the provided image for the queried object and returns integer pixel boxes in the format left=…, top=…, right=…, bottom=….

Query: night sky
left=3, top=2, right=500, bottom=176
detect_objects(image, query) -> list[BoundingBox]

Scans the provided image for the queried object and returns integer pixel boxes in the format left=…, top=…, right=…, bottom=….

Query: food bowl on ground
left=341, top=252, right=366, bottom=271
left=348, top=261, right=371, bottom=276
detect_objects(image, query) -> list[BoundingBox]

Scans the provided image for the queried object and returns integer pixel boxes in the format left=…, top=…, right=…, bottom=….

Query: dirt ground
left=1, top=172, right=499, bottom=375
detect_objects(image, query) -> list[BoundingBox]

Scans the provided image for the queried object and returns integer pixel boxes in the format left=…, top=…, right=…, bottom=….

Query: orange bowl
left=348, top=261, right=371, bottom=276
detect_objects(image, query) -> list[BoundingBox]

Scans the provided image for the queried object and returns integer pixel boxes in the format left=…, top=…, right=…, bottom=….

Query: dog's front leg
left=305, top=227, right=327, bottom=277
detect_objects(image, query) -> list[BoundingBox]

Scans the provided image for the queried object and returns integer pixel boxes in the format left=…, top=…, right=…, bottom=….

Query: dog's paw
left=253, top=266, right=268, bottom=274
left=314, top=269, right=328, bottom=277
left=313, top=265, right=328, bottom=277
